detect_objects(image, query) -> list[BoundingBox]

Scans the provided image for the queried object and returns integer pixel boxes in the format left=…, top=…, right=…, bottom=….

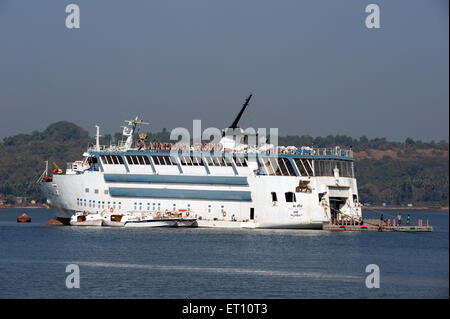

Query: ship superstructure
left=38, top=96, right=362, bottom=228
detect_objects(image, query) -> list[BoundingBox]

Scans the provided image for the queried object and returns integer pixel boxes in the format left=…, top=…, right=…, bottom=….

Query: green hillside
left=0, top=122, right=448, bottom=207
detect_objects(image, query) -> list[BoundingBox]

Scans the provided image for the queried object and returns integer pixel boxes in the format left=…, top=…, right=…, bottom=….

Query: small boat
left=124, top=218, right=177, bottom=228
left=102, top=211, right=178, bottom=228
left=102, top=213, right=126, bottom=227
left=70, top=211, right=103, bottom=226
left=175, top=218, right=197, bottom=227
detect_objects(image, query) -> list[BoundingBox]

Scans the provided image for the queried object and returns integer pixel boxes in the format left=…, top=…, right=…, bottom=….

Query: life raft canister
left=110, top=207, right=114, bottom=212
left=222, top=211, right=227, bottom=217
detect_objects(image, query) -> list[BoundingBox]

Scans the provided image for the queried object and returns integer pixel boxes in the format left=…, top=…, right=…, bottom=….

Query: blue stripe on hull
left=109, top=187, right=252, bottom=201
left=104, top=174, right=248, bottom=186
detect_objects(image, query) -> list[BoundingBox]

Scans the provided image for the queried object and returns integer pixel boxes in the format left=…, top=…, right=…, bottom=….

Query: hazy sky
left=0, top=0, right=448, bottom=141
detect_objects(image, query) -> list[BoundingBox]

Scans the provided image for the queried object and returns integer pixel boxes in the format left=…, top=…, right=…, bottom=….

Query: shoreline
left=1, top=205, right=448, bottom=212
left=363, top=206, right=448, bottom=212
left=0, top=205, right=49, bottom=209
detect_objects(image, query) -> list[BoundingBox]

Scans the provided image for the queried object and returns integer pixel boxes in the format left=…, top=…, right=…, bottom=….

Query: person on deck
left=397, top=213, right=402, bottom=226
left=406, top=214, right=411, bottom=225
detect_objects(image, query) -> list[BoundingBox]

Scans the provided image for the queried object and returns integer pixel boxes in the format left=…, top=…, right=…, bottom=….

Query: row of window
left=152, top=155, right=177, bottom=166
left=99, top=155, right=353, bottom=177
left=85, top=188, right=108, bottom=194
left=233, top=156, right=248, bottom=167
left=125, top=155, right=151, bottom=165
left=314, top=160, right=353, bottom=177
left=100, top=154, right=248, bottom=168
left=293, top=158, right=314, bottom=176
left=262, top=157, right=296, bottom=176
left=204, top=156, right=232, bottom=167
left=77, top=198, right=121, bottom=209
left=100, top=155, right=124, bottom=165
left=271, top=191, right=297, bottom=203
left=180, top=156, right=204, bottom=166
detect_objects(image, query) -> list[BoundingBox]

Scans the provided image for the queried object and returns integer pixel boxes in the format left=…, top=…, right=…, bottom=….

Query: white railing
left=86, top=142, right=353, bottom=158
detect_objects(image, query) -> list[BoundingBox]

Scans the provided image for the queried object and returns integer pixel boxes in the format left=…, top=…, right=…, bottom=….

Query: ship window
left=285, top=192, right=296, bottom=202
left=294, top=158, right=305, bottom=176
left=233, top=156, right=241, bottom=167
left=180, top=156, right=193, bottom=166
left=143, top=156, right=150, bottom=165
left=85, top=188, right=89, bottom=193
left=284, top=158, right=296, bottom=176
left=125, top=155, right=132, bottom=165
left=112, top=156, right=119, bottom=165
left=205, top=156, right=214, bottom=166
left=223, top=157, right=232, bottom=167
left=271, top=192, right=278, bottom=202
left=117, top=156, right=124, bottom=164
left=268, top=158, right=282, bottom=176
left=213, top=157, right=221, bottom=166
left=135, top=156, right=142, bottom=165
left=304, top=159, right=314, bottom=176
left=277, top=158, right=289, bottom=176
left=233, top=156, right=247, bottom=167
left=94, top=189, right=99, bottom=194
left=104, top=190, right=108, bottom=195
left=151, top=155, right=160, bottom=165
left=192, top=156, right=203, bottom=166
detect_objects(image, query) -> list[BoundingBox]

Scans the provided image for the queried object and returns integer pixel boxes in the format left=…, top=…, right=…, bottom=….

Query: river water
left=0, top=208, right=447, bottom=298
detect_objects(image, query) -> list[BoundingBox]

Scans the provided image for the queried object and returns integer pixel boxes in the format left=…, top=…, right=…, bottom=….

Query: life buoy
left=186, top=212, right=190, bottom=217
left=157, top=212, right=161, bottom=217
left=110, top=207, right=114, bottom=212
left=222, top=211, right=227, bottom=217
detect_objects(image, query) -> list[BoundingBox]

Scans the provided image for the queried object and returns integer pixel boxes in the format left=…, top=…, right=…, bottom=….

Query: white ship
left=38, top=95, right=362, bottom=229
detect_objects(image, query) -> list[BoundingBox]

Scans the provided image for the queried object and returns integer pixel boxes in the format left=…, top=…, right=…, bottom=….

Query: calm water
left=0, top=208, right=448, bottom=298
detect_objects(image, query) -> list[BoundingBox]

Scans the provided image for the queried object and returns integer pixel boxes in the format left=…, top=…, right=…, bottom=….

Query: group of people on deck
left=379, top=213, right=410, bottom=226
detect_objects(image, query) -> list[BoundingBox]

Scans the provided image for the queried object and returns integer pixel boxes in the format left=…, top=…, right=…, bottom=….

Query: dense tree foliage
left=0, top=122, right=448, bottom=206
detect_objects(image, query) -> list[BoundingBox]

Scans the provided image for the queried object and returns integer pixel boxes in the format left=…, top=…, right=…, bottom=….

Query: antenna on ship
left=122, top=116, right=149, bottom=150
left=229, top=94, right=253, bottom=129
left=222, top=94, right=253, bottom=138
left=95, top=125, right=101, bottom=152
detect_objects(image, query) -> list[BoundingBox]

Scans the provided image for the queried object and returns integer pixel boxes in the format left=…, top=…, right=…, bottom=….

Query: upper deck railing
left=87, top=143, right=353, bottom=158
